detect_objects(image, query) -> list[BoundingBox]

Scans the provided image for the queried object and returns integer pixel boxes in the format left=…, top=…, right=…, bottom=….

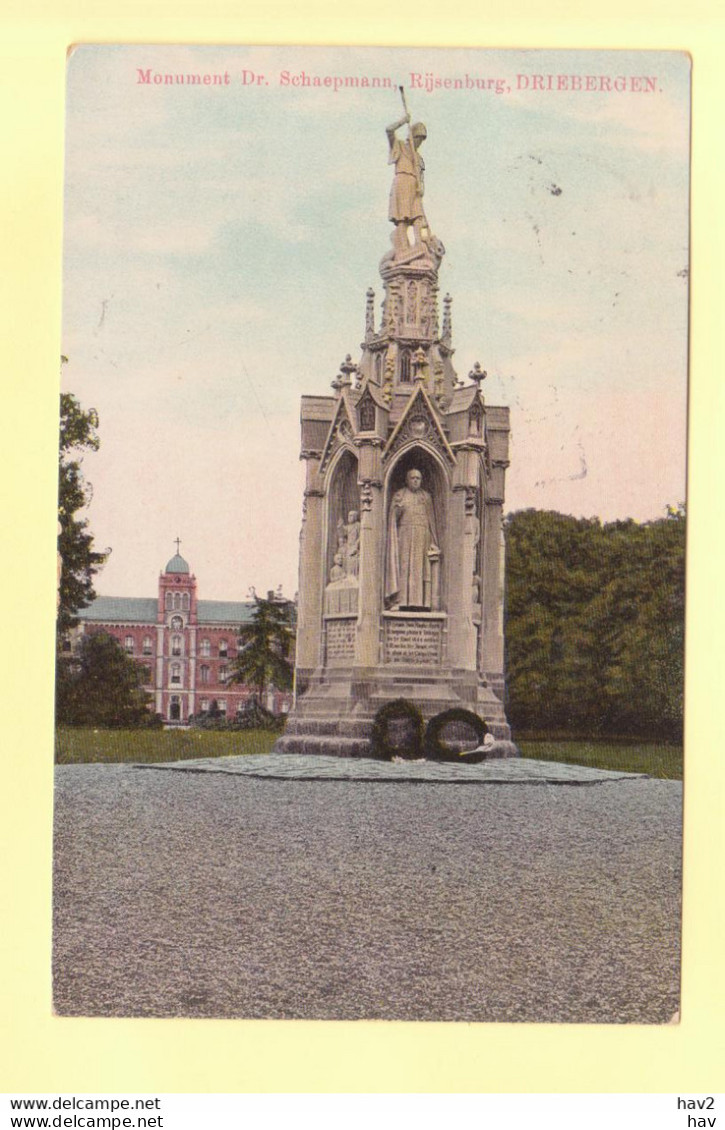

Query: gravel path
left=53, top=760, right=682, bottom=1023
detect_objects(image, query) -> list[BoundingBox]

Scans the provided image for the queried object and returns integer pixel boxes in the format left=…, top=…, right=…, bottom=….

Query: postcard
left=54, top=44, right=689, bottom=1023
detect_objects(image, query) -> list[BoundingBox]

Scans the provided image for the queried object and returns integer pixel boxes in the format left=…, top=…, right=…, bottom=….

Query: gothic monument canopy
left=277, top=97, right=512, bottom=757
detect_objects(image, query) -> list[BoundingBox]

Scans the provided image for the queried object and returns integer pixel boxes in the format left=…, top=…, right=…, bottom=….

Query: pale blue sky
left=62, top=45, right=690, bottom=599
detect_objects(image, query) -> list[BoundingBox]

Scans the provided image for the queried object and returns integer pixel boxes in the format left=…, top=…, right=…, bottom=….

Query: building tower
left=276, top=107, right=512, bottom=756
left=156, top=544, right=198, bottom=722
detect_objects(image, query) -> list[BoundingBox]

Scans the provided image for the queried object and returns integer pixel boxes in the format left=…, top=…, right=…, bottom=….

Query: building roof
left=78, top=596, right=257, bottom=626
left=165, top=553, right=190, bottom=574
left=79, top=597, right=159, bottom=623
left=446, top=385, right=480, bottom=414
left=197, top=600, right=256, bottom=625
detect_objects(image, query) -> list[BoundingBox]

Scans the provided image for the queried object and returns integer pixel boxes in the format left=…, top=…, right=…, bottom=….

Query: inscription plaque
left=326, top=617, right=356, bottom=664
left=384, top=617, right=443, bottom=665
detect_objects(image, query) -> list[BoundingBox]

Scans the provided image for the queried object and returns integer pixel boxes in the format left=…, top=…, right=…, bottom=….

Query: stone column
left=480, top=498, right=505, bottom=685
left=447, top=452, right=478, bottom=671
left=354, top=440, right=384, bottom=667
left=295, top=453, right=325, bottom=680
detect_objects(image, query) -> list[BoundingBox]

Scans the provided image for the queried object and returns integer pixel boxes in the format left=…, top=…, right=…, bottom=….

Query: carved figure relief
left=359, top=479, right=375, bottom=512
left=325, top=503, right=360, bottom=616
left=382, top=356, right=394, bottom=405
left=406, top=280, right=418, bottom=324
left=433, top=361, right=446, bottom=409
left=344, top=510, right=360, bottom=577
left=329, top=553, right=346, bottom=584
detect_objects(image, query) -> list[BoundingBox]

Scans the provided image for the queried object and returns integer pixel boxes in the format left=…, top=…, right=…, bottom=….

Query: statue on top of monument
left=385, top=468, right=440, bottom=611
left=386, top=86, right=433, bottom=259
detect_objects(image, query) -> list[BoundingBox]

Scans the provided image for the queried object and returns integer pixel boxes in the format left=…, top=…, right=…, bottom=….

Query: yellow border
left=2, top=0, right=723, bottom=1094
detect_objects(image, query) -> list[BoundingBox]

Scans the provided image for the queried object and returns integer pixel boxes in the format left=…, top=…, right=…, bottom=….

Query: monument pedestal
left=276, top=670, right=510, bottom=757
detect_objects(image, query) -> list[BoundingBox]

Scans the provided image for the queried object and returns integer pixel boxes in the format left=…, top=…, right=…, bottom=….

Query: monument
left=276, top=100, right=513, bottom=756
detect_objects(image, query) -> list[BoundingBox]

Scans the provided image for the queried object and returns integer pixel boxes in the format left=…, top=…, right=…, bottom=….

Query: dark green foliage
left=57, top=390, right=108, bottom=636
left=192, top=699, right=284, bottom=732
left=505, top=507, right=685, bottom=739
left=424, top=708, right=488, bottom=760
left=227, top=594, right=294, bottom=702
left=370, top=699, right=425, bottom=760
left=55, top=631, right=159, bottom=728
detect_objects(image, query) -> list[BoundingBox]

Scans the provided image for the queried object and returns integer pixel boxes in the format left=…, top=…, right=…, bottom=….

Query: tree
left=55, top=631, right=157, bottom=728
left=504, top=507, right=686, bottom=739
left=57, top=387, right=108, bottom=637
left=227, top=593, right=294, bottom=705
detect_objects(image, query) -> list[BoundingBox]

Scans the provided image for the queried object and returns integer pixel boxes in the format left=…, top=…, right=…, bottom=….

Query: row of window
left=169, top=664, right=229, bottom=685
left=372, top=348, right=416, bottom=385
left=122, top=635, right=237, bottom=657
left=165, top=592, right=191, bottom=611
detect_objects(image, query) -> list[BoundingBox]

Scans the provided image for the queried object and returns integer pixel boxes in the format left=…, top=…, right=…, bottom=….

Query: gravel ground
left=53, top=761, right=682, bottom=1023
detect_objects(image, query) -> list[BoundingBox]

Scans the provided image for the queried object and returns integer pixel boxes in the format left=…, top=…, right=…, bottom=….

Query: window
left=171, top=663, right=181, bottom=685
left=219, top=665, right=228, bottom=683
left=142, top=636, right=153, bottom=655
left=165, top=592, right=173, bottom=611
left=200, top=638, right=211, bottom=657
left=218, top=700, right=227, bottom=716
left=173, top=592, right=181, bottom=610
left=399, top=350, right=411, bottom=383
left=170, top=615, right=183, bottom=630
left=171, top=635, right=182, bottom=657
left=201, top=699, right=210, bottom=713
left=219, top=639, right=228, bottom=657
left=200, top=665, right=210, bottom=684
left=182, top=593, right=190, bottom=611
left=124, top=635, right=134, bottom=654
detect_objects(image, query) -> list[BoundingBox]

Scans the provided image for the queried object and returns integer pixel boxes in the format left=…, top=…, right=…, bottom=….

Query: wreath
left=424, top=708, right=488, bottom=761
left=369, top=698, right=425, bottom=761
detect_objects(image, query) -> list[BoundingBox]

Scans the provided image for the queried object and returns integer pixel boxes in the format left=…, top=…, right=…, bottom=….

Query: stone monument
left=276, top=102, right=512, bottom=756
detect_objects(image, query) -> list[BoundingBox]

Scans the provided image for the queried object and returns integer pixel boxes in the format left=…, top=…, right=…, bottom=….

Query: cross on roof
left=174, top=537, right=182, bottom=554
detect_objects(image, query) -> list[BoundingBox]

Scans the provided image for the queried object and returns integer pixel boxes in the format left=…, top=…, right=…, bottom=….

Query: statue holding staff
left=387, top=87, right=429, bottom=256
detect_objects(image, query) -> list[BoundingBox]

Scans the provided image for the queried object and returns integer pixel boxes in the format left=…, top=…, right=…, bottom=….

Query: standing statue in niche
left=386, top=469, right=440, bottom=610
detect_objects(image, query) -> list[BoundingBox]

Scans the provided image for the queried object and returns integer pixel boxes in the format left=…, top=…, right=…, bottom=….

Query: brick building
left=70, top=547, right=294, bottom=724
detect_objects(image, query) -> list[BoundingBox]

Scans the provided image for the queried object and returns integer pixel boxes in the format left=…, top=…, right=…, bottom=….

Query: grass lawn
left=56, top=727, right=683, bottom=779
left=55, top=727, right=279, bottom=765
left=518, top=740, right=682, bottom=780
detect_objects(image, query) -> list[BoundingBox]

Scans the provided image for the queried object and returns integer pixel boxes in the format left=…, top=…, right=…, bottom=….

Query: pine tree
left=228, top=594, right=294, bottom=705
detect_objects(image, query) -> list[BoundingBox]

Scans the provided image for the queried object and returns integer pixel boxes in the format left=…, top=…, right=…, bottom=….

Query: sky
left=61, top=45, right=690, bottom=601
